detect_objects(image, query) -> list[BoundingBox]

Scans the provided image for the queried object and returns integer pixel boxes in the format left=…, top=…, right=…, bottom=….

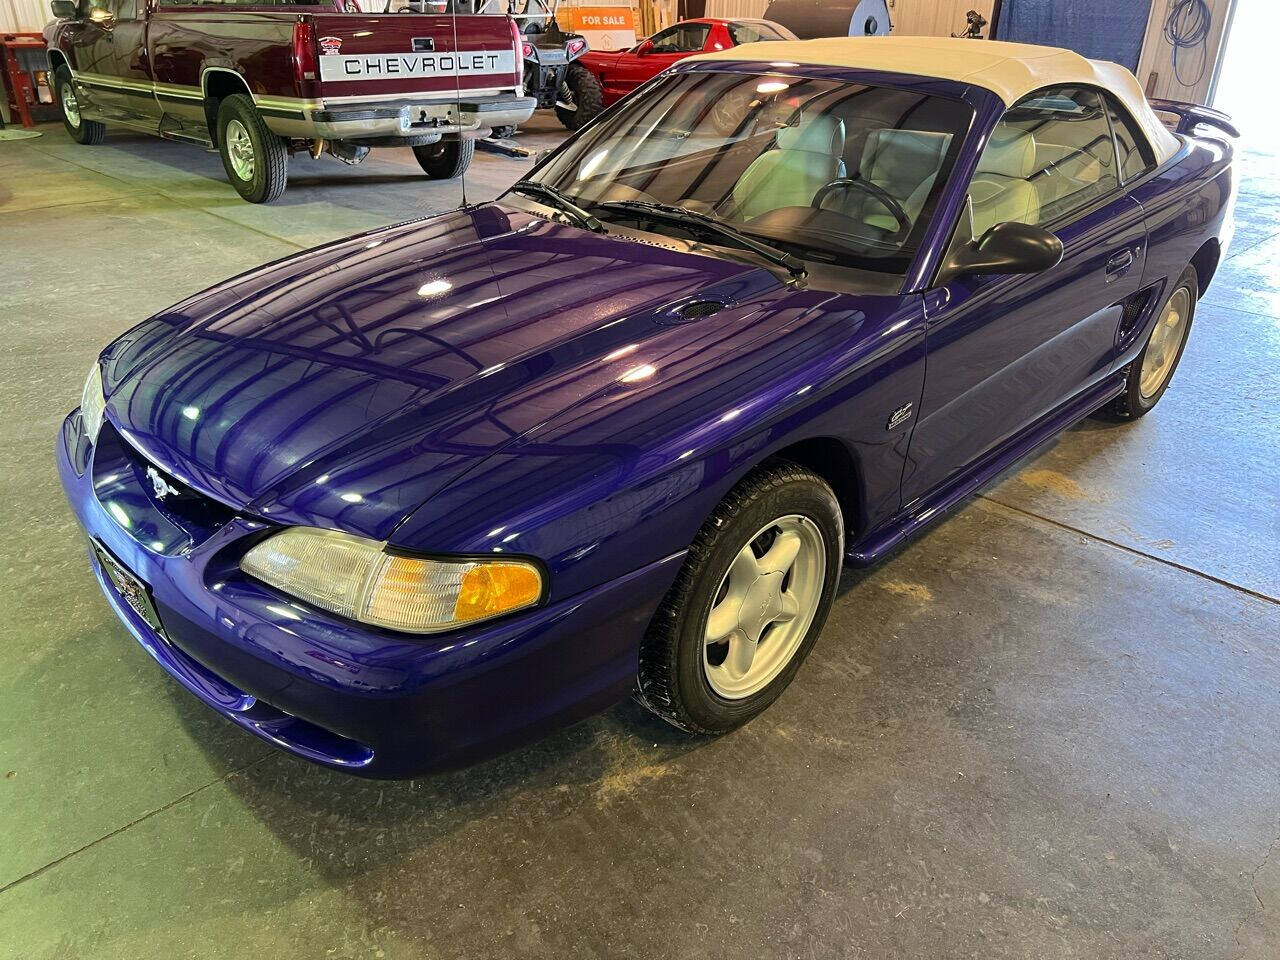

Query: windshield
left=526, top=70, right=972, bottom=275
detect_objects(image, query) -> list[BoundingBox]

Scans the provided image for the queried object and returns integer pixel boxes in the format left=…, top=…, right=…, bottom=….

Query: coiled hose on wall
left=1164, top=0, right=1213, bottom=87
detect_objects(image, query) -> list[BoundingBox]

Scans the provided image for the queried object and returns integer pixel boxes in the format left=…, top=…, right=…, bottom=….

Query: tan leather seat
left=732, top=115, right=846, bottom=220
left=1030, top=124, right=1114, bottom=220
left=969, top=131, right=1040, bottom=236
left=853, top=129, right=952, bottom=232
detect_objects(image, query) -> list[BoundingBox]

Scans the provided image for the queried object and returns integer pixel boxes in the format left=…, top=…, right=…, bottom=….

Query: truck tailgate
left=309, top=15, right=519, bottom=100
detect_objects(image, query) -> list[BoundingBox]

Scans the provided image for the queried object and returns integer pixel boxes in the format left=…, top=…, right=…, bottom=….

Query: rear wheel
left=636, top=461, right=843, bottom=734
left=412, top=138, right=474, bottom=180
left=215, top=94, right=288, bottom=204
left=1101, top=267, right=1197, bottom=420
left=54, top=65, right=104, bottom=145
left=555, top=63, right=604, bottom=131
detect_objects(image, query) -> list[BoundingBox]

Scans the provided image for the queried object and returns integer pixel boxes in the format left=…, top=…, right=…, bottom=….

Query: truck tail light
left=510, top=16, right=525, bottom=87
left=293, top=21, right=319, bottom=91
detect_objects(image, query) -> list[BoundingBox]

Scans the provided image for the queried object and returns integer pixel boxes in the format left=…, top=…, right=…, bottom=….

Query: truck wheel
left=555, top=63, right=603, bottom=131
left=54, top=65, right=105, bottom=145
left=215, top=94, right=288, bottom=204
left=413, top=138, right=473, bottom=180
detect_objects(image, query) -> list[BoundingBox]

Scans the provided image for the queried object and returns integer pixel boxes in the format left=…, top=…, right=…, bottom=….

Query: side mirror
left=50, top=0, right=78, bottom=17
left=635, top=39, right=654, bottom=56
left=941, top=221, right=1063, bottom=281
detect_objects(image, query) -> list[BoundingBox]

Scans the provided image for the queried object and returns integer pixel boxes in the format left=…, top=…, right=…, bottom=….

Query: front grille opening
left=92, top=422, right=237, bottom=553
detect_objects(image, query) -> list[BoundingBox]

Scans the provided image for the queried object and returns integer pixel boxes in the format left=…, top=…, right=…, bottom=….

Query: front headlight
left=240, top=527, right=544, bottom=634
left=80, top=360, right=106, bottom=444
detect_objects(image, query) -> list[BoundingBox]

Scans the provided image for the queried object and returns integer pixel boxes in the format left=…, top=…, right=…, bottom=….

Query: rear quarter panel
left=149, top=8, right=300, bottom=98
left=1129, top=135, right=1235, bottom=298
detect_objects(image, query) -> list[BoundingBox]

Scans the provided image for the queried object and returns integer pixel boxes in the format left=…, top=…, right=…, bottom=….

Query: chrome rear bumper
left=266, top=94, right=537, bottom=141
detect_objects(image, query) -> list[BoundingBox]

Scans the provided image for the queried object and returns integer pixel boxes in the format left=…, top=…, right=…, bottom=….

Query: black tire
left=1099, top=267, right=1198, bottom=420
left=215, top=94, right=288, bottom=204
left=412, top=138, right=474, bottom=179
left=636, top=461, right=844, bottom=734
left=53, top=65, right=105, bottom=145
left=555, top=63, right=604, bottom=131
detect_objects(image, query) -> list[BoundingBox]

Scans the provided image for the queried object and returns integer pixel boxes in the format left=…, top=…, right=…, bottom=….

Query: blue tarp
left=998, top=0, right=1154, bottom=71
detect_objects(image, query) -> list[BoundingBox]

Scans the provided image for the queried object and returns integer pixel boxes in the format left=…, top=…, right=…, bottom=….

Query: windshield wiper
left=594, top=200, right=807, bottom=279
left=509, top=181, right=605, bottom=234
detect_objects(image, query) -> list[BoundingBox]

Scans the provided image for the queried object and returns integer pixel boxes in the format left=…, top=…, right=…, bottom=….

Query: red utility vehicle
left=43, top=0, right=535, bottom=201
left=577, top=18, right=796, bottom=108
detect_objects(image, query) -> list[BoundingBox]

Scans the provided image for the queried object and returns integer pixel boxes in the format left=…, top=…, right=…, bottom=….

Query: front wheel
left=216, top=94, right=288, bottom=204
left=1101, top=267, right=1198, bottom=420
left=54, top=65, right=105, bottom=145
left=413, top=138, right=474, bottom=179
left=555, top=63, right=604, bottom=131
left=636, top=461, right=844, bottom=734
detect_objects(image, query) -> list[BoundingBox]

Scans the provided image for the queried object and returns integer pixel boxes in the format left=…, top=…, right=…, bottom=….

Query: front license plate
left=93, top=541, right=166, bottom=637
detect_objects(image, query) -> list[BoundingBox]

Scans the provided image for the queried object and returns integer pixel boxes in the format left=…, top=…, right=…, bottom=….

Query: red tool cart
left=2, top=32, right=55, bottom=129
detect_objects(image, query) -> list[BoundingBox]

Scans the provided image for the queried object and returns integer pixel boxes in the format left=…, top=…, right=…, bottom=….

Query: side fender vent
left=1118, top=287, right=1155, bottom=338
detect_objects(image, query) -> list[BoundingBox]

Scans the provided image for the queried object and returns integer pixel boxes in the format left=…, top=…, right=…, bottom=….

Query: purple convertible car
left=58, top=38, right=1236, bottom=776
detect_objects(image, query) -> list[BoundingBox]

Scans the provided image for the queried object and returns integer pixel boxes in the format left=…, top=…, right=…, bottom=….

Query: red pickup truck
left=43, top=0, right=536, bottom=202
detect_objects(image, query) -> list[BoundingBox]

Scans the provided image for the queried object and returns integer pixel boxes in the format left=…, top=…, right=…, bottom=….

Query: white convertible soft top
left=688, top=36, right=1180, bottom=164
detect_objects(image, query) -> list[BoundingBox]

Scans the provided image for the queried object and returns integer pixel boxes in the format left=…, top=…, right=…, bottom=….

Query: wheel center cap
left=741, top=572, right=783, bottom=641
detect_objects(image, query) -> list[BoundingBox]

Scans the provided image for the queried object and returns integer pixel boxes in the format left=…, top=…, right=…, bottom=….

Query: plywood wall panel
left=1135, top=0, right=1234, bottom=104
left=2, top=0, right=53, bottom=34
left=891, top=0, right=995, bottom=38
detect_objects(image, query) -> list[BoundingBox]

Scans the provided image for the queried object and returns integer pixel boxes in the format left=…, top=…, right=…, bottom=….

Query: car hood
left=101, top=204, right=789, bottom=542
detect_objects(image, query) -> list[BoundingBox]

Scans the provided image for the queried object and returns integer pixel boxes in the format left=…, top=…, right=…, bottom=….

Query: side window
left=968, top=86, right=1119, bottom=236
left=1106, top=95, right=1156, bottom=182
left=728, top=22, right=786, bottom=44
left=91, top=0, right=135, bottom=18
left=650, top=23, right=710, bottom=53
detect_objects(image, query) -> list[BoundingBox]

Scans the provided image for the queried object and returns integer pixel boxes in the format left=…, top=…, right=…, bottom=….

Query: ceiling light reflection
left=417, top=279, right=453, bottom=298
left=620, top=363, right=656, bottom=383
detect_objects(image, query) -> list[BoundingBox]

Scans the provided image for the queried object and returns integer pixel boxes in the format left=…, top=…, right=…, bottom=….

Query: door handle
left=1105, top=248, right=1135, bottom=282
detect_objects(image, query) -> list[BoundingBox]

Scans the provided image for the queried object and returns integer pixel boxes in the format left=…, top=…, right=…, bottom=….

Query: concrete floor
left=1, top=115, right=1277, bottom=959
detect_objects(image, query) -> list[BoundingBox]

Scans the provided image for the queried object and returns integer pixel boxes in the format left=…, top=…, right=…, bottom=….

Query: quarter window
left=728, top=21, right=789, bottom=44
left=1106, top=95, right=1156, bottom=182
left=967, top=86, right=1119, bottom=235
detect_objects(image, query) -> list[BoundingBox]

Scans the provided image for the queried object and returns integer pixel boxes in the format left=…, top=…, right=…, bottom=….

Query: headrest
left=977, top=131, right=1036, bottom=179
left=776, top=115, right=845, bottom=155
left=859, top=129, right=952, bottom=178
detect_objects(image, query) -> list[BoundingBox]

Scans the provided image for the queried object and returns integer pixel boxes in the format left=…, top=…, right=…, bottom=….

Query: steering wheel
left=811, top=178, right=912, bottom=243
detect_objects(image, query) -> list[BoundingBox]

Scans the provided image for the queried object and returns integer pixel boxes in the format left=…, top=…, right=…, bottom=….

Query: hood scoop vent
left=677, top=300, right=726, bottom=321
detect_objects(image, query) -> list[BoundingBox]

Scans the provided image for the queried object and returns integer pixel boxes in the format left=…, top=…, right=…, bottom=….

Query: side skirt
left=846, top=372, right=1127, bottom=566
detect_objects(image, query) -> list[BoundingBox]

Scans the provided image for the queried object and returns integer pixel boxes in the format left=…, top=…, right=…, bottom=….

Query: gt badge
left=886, top=402, right=913, bottom=431
left=318, top=36, right=343, bottom=56
left=146, top=465, right=181, bottom=501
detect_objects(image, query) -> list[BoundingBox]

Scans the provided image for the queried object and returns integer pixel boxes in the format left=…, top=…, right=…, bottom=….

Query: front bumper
left=56, top=412, right=681, bottom=777
left=284, top=94, right=537, bottom=141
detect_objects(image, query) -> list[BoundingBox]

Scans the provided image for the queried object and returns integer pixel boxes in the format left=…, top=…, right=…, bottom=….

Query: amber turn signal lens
left=454, top=563, right=543, bottom=623
left=240, top=527, right=544, bottom=634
